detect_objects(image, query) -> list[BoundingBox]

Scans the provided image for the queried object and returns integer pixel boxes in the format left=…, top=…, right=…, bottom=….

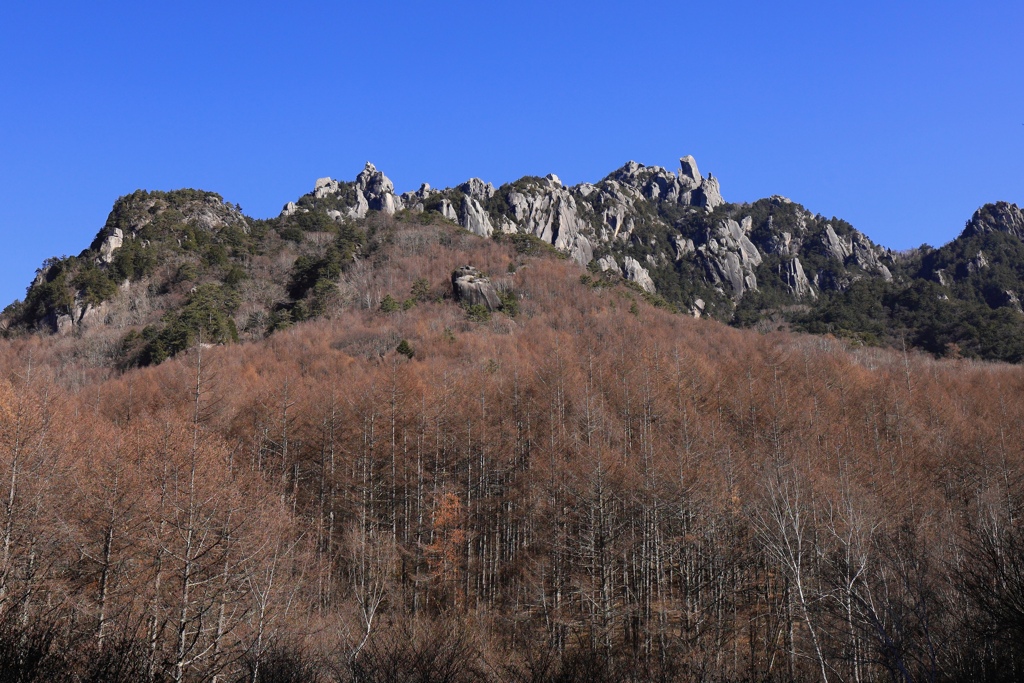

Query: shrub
left=411, top=278, right=431, bottom=302
left=466, top=304, right=491, bottom=323
left=498, top=290, right=519, bottom=317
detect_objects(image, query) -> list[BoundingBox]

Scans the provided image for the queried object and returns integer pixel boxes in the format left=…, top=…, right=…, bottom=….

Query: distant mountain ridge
left=3, top=156, right=1024, bottom=363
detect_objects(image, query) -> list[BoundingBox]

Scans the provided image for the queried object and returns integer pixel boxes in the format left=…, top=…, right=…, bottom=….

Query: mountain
left=3, top=156, right=1024, bottom=365
left=0, top=163, right=1023, bottom=681
left=0, top=198, right=1022, bottom=681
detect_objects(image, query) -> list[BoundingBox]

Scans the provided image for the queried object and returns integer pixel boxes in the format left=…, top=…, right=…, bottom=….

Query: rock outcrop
left=698, top=217, right=762, bottom=298
left=98, top=229, right=124, bottom=264
left=461, top=196, right=494, bottom=237
left=451, top=266, right=502, bottom=311
left=275, top=155, right=901, bottom=316
left=823, top=224, right=854, bottom=262
left=783, top=257, right=815, bottom=299
left=962, top=202, right=1024, bottom=240
left=356, top=162, right=402, bottom=215
left=622, top=256, right=656, bottom=294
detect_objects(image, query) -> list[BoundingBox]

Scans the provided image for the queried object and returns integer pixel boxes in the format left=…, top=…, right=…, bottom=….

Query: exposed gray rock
left=962, top=202, right=1024, bottom=240
left=354, top=162, right=402, bottom=215
left=314, top=177, right=340, bottom=198
left=696, top=174, right=724, bottom=210
left=672, top=234, right=695, bottom=259
left=572, top=236, right=594, bottom=265
left=347, top=191, right=369, bottom=220
left=459, top=178, right=495, bottom=200
left=355, top=162, right=393, bottom=196
left=76, top=302, right=108, bottom=329
left=698, top=218, right=762, bottom=298
left=401, top=183, right=436, bottom=212
left=55, top=313, right=74, bottom=335
left=98, top=228, right=124, bottom=264
left=783, top=257, right=815, bottom=299
left=597, top=255, right=618, bottom=272
left=823, top=224, right=853, bottom=262
left=183, top=203, right=240, bottom=232
left=502, top=181, right=593, bottom=265
left=678, top=156, right=702, bottom=190
left=282, top=201, right=299, bottom=217
left=851, top=234, right=893, bottom=281
left=452, top=266, right=502, bottom=311
left=50, top=300, right=109, bottom=335
left=440, top=199, right=458, bottom=223
left=691, top=298, right=706, bottom=318
left=373, top=192, right=401, bottom=215
left=461, top=196, right=494, bottom=237
left=968, top=251, right=989, bottom=273
left=1005, top=290, right=1023, bottom=313
left=768, top=230, right=800, bottom=257
left=622, top=256, right=656, bottom=294
left=607, top=161, right=693, bottom=206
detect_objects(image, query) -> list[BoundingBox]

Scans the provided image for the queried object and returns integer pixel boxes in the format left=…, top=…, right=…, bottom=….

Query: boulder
left=691, top=298, right=706, bottom=318
left=452, top=266, right=502, bottom=311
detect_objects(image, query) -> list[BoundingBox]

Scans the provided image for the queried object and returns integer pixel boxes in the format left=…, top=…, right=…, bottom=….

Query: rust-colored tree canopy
left=0, top=218, right=1022, bottom=682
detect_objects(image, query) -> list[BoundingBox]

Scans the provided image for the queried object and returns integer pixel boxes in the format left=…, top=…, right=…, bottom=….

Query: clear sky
left=1, top=1, right=1021, bottom=308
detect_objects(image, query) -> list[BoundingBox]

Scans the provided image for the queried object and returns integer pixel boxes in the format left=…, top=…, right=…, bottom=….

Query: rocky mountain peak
left=962, top=201, right=1024, bottom=240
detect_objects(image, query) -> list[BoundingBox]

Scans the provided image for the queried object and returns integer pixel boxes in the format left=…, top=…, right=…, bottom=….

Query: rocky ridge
left=6, top=156, right=1024, bottom=364
left=280, top=156, right=896, bottom=318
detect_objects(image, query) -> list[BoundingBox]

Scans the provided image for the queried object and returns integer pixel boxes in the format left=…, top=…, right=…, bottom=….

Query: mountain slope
left=3, top=156, right=1023, bottom=364
left=0, top=209, right=1022, bottom=681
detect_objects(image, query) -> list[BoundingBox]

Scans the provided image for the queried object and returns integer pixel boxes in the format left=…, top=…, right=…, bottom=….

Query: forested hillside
left=0, top=214, right=1022, bottom=682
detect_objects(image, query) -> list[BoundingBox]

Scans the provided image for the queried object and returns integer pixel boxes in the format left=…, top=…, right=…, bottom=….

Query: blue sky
left=1, top=1, right=1022, bottom=307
